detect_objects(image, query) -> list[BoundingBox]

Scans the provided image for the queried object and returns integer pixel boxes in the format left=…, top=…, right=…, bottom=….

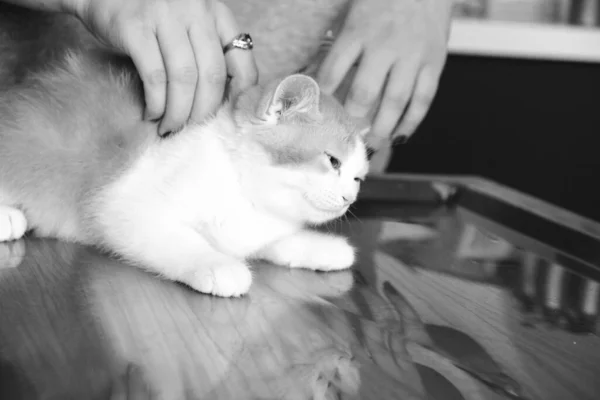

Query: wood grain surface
left=1, top=3, right=599, bottom=397
left=1, top=177, right=599, bottom=399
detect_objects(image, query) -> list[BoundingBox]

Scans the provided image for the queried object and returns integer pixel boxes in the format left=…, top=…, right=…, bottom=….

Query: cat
left=0, top=50, right=369, bottom=297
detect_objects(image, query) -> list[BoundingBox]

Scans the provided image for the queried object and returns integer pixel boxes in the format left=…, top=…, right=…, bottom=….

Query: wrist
left=438, top=0, right=456, bottom=22
left=424, top=0, right=455, bottom=36
left=59, top=0, right=88, bottom=16
left=1, top=0, right=69, bottom=12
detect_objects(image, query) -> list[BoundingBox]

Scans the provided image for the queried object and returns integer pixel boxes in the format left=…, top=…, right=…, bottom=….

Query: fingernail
left=160, top=124, right=186, bottom=137
left=158, top=125, right=172, bottom=137
left=392, top=135, right=408, bottom=146
left=144, top=111, right=162, bottom=123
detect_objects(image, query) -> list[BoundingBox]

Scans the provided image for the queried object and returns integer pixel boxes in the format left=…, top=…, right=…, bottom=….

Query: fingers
left=316, top=33, right=362, bottom=95
left=343, top=50, right=393, bottom=120
left=393, top=67, right=440, bottom=141
left=188, top=23, right=227, bottom=125
left=214, top=2, right=258, bottom=98
left=124, top=27, right=167, bottom=122
left=156, top=22, right=199, bottom=135
left=118, top=1, right=258, bottom=135
left=369, top=61, right=419, bottom=148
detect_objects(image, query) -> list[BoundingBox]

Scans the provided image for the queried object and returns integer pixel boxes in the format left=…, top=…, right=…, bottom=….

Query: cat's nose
left=342, top=193, right=357, bottom=205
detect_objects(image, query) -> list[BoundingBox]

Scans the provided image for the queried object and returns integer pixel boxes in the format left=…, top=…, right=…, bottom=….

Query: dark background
left=387, top=54, right=600, bottom=222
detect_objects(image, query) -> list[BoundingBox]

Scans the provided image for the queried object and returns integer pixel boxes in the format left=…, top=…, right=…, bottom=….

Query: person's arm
left=2, top=0, right=258, bottom=136
left=317, top=0, right=454, bottom=149
left=1, top=0, right=75, bottom=12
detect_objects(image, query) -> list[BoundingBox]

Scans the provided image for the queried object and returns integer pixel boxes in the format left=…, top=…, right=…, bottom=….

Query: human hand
left=317, top=0, right=453, bottom=149
left=70, top=0, right=258, bottom=135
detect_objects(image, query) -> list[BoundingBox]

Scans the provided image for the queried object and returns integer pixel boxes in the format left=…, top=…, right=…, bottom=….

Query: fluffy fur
left=0, top=50, right=369, bottom=297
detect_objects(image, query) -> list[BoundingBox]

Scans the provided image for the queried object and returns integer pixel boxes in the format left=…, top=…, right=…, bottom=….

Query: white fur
left=306, top=139, right=367, bottom=213
left=0, top=76, right=370, bottom=297
left=0, top=117, right=367, bottom=295
left=0, top=206, right=27, bottom=242
left=83, top=110, right=369, bottom=297
left=257, top=230, right=356, bottom=271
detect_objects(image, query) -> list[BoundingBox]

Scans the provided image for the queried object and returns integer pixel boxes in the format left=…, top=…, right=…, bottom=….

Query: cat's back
left=0, top=3, right=100, bottom=89
left=0, top=50, right=157, bottom=239
left=0, top=50, right=155, bottom=189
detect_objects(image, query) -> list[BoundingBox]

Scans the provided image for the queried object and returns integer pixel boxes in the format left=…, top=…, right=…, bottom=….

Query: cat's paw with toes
left=187, top=261, right=252, bottom=297
left=0, top=207, right=27, bottom=242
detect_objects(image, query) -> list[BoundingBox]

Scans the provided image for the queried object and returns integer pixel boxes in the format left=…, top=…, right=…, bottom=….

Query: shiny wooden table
left=1, top=174, right=599, bottom=400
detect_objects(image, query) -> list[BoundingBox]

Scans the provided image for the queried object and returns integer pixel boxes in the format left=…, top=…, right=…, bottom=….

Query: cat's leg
left=0, top=206, right=28, bottom=242
left=107, top=222, right=252, bottom=297
left=257, top=230, right=355, bottom=271
left=177, top=247, right=253, bottom=298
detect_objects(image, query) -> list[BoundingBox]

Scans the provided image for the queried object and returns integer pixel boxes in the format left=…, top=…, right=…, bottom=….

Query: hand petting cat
left=317, top=0, right=454, bottom=149
left=4, top=0, right=258, bottom=135
left=73, top=0, right=258, bottom=135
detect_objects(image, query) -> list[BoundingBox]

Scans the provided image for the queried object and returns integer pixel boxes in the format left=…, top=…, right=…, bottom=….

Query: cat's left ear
left=261, top=74, right=321, bottom=123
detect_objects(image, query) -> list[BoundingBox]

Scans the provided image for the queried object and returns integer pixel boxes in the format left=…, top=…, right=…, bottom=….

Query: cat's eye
left=366, top=146, right=376, bottom=160
left=326, top=153, right=341, bottom=170
left=354, top=177, right=364, bottom=183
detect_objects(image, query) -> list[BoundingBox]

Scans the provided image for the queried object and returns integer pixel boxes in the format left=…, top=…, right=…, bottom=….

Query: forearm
left=0, top=0, right=77, bottom=13
left=424, top=0, right=455, bottom=35
left=435, top=0, right=456, bottom=29
left=350, top=0, right=455, bottom=33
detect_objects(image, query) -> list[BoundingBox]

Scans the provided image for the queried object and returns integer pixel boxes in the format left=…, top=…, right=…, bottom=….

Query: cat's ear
left=260, top=74, right=321, bottom=123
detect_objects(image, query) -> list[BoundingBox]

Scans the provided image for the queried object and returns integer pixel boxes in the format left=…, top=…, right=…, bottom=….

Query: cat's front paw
left=262, top=232, right=356, bottom=272
left=305, top=236, right=355, bottom=272
left=186, top=260, right=252, bottom=298
left=0, top=206, right=28, bottom=242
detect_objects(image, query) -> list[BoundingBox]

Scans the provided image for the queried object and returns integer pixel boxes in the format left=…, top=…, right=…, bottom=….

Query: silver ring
left=223, top=33, right=253, bottom=54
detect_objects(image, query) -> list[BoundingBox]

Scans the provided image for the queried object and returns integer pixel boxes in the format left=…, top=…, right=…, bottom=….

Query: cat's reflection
left=0, top=239, right=25, bottom=269
left=0, top=239, right=126, bottom=399
left=87, top=254, right=362, bottom=399
left=0, top=238, right=365, bottom=399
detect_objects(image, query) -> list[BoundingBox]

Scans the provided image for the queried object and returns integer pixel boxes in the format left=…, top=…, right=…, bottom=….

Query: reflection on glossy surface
left=1, top=178, right=600, bottom=400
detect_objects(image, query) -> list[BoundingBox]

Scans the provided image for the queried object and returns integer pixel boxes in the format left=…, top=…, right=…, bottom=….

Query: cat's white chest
left=200, top=207, right=297, bottom=258
left=138, top=131, right=297, bottom=258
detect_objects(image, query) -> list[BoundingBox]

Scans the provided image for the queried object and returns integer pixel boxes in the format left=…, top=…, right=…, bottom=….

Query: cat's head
left=231, top=74, right=369, bottom=225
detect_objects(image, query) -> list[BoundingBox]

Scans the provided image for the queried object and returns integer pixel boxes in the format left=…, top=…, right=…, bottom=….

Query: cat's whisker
left=343, top=213, right=357, bottom=237
left=345, top=209, right=363, bottom=237
left=340, top=214, right=348, bottom=233
left=323, top=220, right=333, bottom=234
left=347, top=208, right=363, bottom=225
